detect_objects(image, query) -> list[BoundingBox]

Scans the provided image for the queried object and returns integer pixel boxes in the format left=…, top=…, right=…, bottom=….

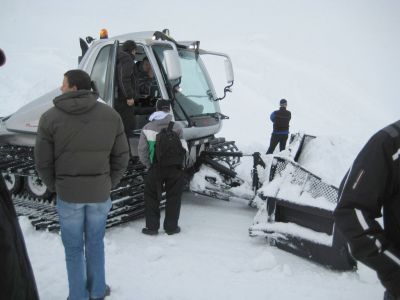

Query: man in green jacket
left=138, top=100, right=187, bottom=236
left=35, top=69, right=129, bottom=300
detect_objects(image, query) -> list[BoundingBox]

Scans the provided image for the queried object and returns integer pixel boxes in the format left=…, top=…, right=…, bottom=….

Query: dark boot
left=165, top=226, right=181, bottom=235
left=142, top=227, right=158, bottom=235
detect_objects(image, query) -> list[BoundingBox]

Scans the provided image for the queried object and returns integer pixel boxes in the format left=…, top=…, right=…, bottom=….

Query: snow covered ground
left=22, top=193, right=383, bottom=300
left=2, top=0, right=400, bottom=299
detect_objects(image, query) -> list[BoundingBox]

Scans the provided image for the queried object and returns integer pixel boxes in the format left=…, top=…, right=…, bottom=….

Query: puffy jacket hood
left=151, top=113, right=173, bottom=125
left=53, top=90, right=98, bottom=115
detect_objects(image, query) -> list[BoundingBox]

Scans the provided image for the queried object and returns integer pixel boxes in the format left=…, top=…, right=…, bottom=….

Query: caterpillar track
left=0, top=144, right=163, bottom=231
left=0, top=138, right=241, bottom=231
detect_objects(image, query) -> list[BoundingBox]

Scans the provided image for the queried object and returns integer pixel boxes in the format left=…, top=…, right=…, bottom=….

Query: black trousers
left=144, top=165, right=184, bottom=231
left=266, top=134, right=288, bottom=154
left=115, top=98, right=155, bottom=133
left=0, top=177, right=39, bottom=300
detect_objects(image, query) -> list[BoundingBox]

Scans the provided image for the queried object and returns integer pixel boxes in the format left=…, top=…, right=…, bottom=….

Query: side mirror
left=224, top=59, right=234, bottom=83
left=0, top=49, right=5, bottom=67
left=164, top=50, right=182, bottom=81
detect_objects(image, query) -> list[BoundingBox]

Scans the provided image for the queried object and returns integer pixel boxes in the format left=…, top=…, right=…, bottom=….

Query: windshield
left=152, top=45, right=217, bottom=120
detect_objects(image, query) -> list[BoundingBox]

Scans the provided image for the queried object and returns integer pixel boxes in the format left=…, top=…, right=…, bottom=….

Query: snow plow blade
left=250, top=157, right=356, bottom=270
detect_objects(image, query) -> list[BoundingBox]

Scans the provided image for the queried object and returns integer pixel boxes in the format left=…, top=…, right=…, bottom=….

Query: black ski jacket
left=334, top=120, right=400, bottom=296
left=271, top=107, right=291, bottom=133
left=0, top=177, right=39, bottom=300
left=116, top=50, right=139, bottom=103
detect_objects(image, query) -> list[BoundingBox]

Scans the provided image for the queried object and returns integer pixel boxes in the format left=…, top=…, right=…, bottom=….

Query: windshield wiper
left=186, top=90, right=214, bottom=101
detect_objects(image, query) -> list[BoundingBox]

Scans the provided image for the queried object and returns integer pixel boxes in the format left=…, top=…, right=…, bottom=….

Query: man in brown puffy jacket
left=35, top=69, right=129, bottom=300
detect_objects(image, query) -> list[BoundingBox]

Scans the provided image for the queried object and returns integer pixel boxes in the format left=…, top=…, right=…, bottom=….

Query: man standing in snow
left=138, top=99, right=186, bottom=235
left=115, top=40, right=155, bottom=154
left=334, top=120, right=400, bottom=300
left=35, top=69, right=129, bottom=300
left=115, top=39, right=140, bottom=131
left=266, top=98, right=291, bottom=154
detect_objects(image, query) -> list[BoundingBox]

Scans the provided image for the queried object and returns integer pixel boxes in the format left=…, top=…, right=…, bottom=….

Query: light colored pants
left=57, top=198, right=112, bottom=300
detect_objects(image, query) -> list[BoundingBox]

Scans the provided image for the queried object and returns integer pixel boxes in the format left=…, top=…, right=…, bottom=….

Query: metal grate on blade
left=269, top=157, right=338, bottom=204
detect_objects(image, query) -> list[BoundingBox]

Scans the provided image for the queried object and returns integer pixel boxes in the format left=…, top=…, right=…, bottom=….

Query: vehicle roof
left=110, top=31, right=157, bottom=43
left=90, top=31, right=195, bottom=48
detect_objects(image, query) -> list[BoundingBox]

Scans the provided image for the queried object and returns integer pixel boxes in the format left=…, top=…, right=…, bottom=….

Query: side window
left=90, top=45, right=111, bottom=100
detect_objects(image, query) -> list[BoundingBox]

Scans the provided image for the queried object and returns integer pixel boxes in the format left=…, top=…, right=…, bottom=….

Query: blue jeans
left=57, top=198, right=112, bottom=300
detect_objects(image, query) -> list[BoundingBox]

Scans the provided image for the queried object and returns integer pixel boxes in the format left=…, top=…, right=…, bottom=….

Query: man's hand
left=127, top=99, right=135, bottom=106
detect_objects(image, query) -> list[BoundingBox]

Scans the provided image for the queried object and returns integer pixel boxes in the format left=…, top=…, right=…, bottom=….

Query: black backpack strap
left=167, top=121, right=174, bottom=131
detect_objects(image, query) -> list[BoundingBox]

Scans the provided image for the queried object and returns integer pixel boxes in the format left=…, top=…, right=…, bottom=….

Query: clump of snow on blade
left=190, top=164, right=255, bottom=201
left=251, top=221, right=333, bottom=246
left=251, top=196, right=269, bottom=224
left=228, top=181, right=254, bottom=200
left=278, top=184, right=336, bottom=211
left=190, top=165, right=223, bottom=192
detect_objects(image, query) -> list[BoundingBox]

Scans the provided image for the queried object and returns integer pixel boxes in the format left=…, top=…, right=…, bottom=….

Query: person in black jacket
left=266, top=98, right=291, bottom=154
left=137, top=57, right=158, bottom=100
left=115, top=41, right=155, bottom=154
left=0, top=177, right=40, bottom=300
left=0, top=48, right=39, bottom=300
left=115, top=40, right=140, bottom=133
left=138, top=100, right=187, bottom=236
left=334, top=120, right=400, bottom=300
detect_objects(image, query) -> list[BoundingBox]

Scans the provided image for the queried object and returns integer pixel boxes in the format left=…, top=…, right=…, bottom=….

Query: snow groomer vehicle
left=0, top=29, right=355, bottom=271
left=0, top=29, right=239, bottom=230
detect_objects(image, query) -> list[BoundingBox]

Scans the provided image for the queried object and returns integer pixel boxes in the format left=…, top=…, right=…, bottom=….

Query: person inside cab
left=137, top=57, right=158, bottom=101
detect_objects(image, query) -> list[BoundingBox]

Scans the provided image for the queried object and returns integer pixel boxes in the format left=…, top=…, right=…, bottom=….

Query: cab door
left=90, top=41, right=119, bottom=106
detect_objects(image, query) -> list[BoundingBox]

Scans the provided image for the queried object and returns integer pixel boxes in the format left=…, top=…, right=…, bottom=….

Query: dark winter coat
left=116, top=50, right=139, bottom=104
left=334, top=120, right=400, bottom=297
left=35, top=90, right=129, bottom=203
left=0, top=177, right=39, bottom=300
left=115, top=51, right=156, bottom=133
left=138, top=70, right=157, bottom=99
left=270, top=107, right=291, bottom=134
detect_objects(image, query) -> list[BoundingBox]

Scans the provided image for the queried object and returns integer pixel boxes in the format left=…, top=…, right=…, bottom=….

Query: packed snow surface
left=2, top=0, right=399, bottom=298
